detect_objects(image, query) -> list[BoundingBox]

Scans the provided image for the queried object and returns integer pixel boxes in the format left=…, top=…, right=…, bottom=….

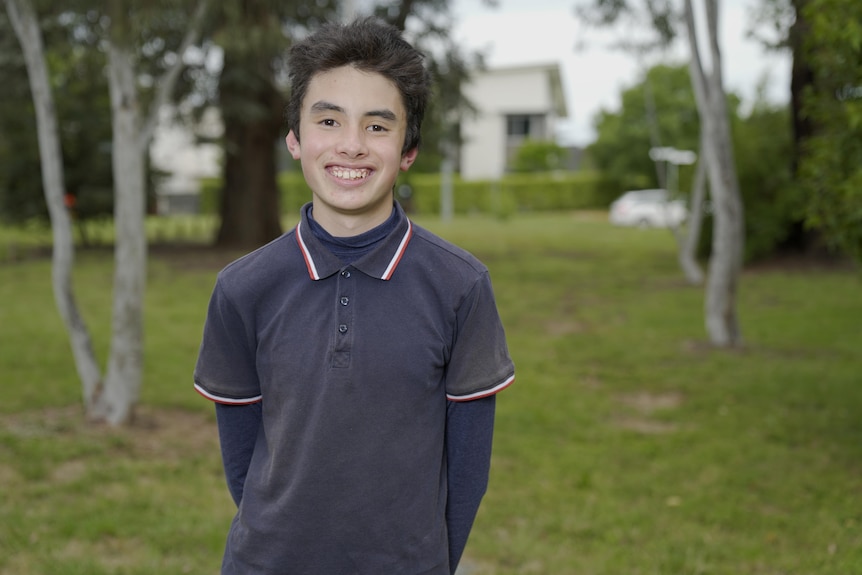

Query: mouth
left=329, top=166, right=371, bottom=181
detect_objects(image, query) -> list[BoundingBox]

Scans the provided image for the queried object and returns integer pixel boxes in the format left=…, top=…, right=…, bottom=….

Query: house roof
left=470, top=63, right=568, bottom=117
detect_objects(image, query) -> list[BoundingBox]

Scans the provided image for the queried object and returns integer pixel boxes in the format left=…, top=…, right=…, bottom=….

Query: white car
left=609, top=189, right=688, bottom=229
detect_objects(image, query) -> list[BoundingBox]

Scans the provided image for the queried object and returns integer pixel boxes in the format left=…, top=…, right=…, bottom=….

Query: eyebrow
left=366, top=109, right=398, bottom=122
left=310, top=101, right=344, bottom=114
left=310, top=100, right=398, bottom=122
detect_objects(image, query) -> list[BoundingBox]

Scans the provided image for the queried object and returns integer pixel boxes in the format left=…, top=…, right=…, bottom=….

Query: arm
left=445, top=394, right=496, bottom=574
left=215, top=401, right=262, bottom=507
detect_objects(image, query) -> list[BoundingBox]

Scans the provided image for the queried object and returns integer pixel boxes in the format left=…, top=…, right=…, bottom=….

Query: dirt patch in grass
left=612, top=416, right=679, bottom=435
left=544, top=319, right=587, bottom=337
left=616, top=391, right=684, bottom=414
left=0, top=404, right=218, bottom=462
left=612, top=391, right=684, bottom=435
left=127, top=405, right=218, bottom=459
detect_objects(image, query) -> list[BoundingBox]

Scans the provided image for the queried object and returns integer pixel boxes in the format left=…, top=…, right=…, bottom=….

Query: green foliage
left=798, top=0, right=862, bottom=261
left=0, top=11, right=44, bottom=221
left=696, top=101, right=799, bottom=262
left=48, top=28, right=114, bottom=224
left=0, top=3, right=203, bottom=226
left=587, top=64, right=700, bottom=190
left=733, top=102, right=799, bottom=260
left=1, top=214, right=861, bottom=573
left=589, top=62, right=801, bottom=262
left=509, top=139, right=568, bottom=173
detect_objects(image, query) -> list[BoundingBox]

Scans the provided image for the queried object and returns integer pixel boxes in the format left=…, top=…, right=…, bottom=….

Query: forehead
left=303, top=66, right=405, bottom=115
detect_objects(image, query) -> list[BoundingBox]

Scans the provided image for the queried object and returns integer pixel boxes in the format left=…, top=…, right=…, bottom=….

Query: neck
left=311, top=202, right=394, bottom=237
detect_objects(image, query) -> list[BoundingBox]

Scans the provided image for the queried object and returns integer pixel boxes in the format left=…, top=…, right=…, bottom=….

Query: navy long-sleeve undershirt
left=445, top=395, right=496, bottom=571
left=215, top=401, right=260, bottom=507
left=215, top=395, right=495, bottom=574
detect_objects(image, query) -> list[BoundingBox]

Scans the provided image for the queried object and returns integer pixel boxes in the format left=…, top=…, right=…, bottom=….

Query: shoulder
left=216, top=229, right=301, bottom=294
left=408, top=224, right=488, bottom=279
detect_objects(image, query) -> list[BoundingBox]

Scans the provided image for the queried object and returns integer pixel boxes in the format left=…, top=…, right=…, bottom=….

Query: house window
left=507, top=115, right=531, bottom=137
left=505, top=114, right=547, bottom=171
left=506, top=114, right=546, bottom=139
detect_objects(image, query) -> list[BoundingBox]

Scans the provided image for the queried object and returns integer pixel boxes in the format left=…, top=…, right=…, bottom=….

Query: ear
left=400, top=147, right=419, bottom=171
left=286, top=130, right=301, bottom=160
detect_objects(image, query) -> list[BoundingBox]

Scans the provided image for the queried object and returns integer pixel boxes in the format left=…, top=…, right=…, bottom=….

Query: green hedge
left=399, top=171, right=647, bottom=216
left=199, top=171, right=646, bottom=217
left=199, top=173, right=314, bottom=216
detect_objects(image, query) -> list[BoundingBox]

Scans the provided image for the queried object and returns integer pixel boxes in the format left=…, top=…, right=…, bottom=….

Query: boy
left=194, top=17, right=514, bottom=574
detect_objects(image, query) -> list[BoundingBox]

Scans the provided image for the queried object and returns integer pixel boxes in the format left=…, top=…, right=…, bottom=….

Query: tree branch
left=138, top=0, right=213, bottom=148
left=683, top=0, right=709, bottom=109
left=391, top=0, right=416, bottom=31
left=705, top=0, right=724, bottom=91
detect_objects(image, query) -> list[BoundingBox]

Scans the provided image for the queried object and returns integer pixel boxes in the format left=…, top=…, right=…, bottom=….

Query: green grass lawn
left=1, top=211, right=861, bottom=574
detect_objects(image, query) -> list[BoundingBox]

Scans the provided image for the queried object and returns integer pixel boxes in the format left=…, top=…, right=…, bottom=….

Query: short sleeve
left=445, top=272, right=514, bottom=401
left=193, top=280, right=262, bottom=404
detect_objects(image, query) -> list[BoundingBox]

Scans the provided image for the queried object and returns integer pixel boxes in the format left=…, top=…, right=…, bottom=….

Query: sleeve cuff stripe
left=194, top=383, right=262, bottom=405
left=447, top=373, right=515, bottom=402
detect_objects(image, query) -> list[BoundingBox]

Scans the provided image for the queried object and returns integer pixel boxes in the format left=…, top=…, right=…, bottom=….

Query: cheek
left=297, top=138, right=327, bottom=161
left=375, top=143, right=408, bottom=166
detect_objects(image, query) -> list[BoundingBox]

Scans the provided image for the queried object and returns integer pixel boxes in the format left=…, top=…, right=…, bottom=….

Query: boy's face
left=286, top=65, right=418, bottom=236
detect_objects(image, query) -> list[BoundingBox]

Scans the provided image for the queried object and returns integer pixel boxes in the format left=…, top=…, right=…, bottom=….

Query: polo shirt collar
left=295, top=202, right=413, bottom=281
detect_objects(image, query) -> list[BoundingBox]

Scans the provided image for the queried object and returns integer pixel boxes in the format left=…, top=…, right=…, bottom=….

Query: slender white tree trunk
left=89, top=42, right=148, bottom=426
left=5, top=0, right=103, bottom=399
left=678, top=133, right=708, bottom=285
left=684, top=0, right=744, bottom=346
left=90, top=0, right=212, bottom=425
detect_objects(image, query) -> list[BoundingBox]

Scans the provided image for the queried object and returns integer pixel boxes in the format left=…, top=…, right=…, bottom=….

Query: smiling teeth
left=331, top=167, right=369, bottom=180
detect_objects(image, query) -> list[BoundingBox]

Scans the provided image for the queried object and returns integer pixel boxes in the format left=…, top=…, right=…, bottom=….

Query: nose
left=335, top=125, right=368, bottom=158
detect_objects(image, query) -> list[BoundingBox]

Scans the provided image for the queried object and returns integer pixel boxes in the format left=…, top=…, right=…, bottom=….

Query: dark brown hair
left=286, top=17, right=431, bottom=155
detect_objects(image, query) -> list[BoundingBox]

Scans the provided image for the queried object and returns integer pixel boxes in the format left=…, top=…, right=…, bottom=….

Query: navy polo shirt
left=194, top=202, right=514, bottom=574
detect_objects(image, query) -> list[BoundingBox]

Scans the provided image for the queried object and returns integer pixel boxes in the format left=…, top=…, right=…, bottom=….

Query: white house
left=149, top=106, right=222, bottom=215
left=459, top=63, right=568, bottom=180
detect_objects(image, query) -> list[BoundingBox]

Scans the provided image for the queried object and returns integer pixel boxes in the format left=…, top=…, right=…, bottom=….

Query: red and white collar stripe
left=296, top=220, right=321, bottom=280
left=381, top=219, right=412, bottom=280
left=296, top=218, right=413, bottom=281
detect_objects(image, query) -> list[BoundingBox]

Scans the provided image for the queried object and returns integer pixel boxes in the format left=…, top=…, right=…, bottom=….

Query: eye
left=368, top=124, right=387, bottom=132
left=320, top=118, right=338, bottom=127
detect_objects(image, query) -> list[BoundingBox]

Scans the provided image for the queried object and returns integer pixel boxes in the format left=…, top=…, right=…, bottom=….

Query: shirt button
left=338, top=324, right=348, bottom=334
left=341, top=270, right=351, bottom=278
left=340, top=297, right=349, bottom=306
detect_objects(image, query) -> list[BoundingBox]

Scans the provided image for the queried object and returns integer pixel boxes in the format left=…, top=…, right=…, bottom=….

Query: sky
left=450, top=0, right=792, bottom=146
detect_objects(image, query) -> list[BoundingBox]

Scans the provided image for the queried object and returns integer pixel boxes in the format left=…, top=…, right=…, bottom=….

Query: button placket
left=332, top=267, right=355, bottom=368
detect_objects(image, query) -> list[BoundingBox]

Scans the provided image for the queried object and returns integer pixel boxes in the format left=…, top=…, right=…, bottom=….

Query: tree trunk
left=91, top=40, right=147, bottom=426
left=9, top=0, right=210, bottom=425
left=216, top=50, right=283, bottom=249
left=642, top=71, right=668, bottom=190
left=5, top=0, right=102, bottom=398
left=92, top=0, right=211, bottom=425
left=678, top=136, right=707, bottom=285
left=684, top=0, right=744, bottom=347
left=789, top=0, right=814, bottom=174
left=779, top=0, right=819, bottom=252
